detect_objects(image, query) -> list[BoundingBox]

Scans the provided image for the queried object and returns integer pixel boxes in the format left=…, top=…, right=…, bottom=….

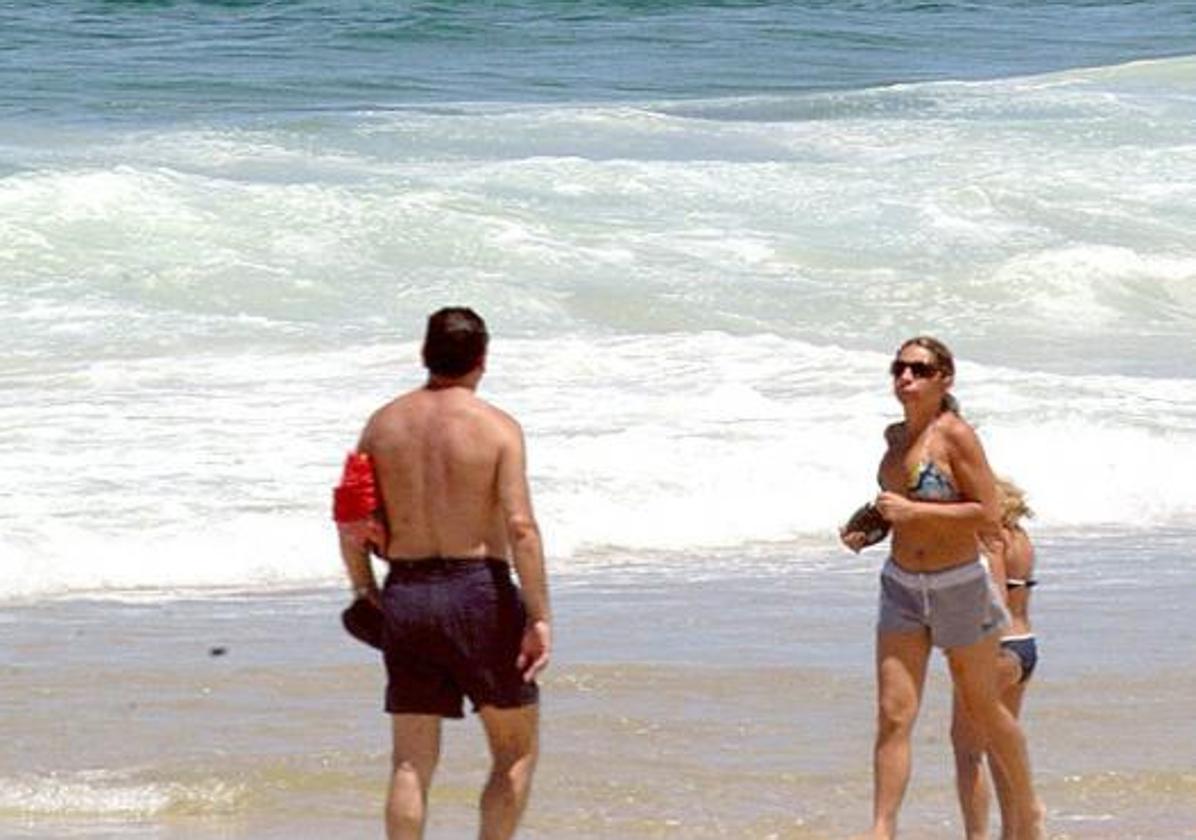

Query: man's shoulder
left=367, top=391, right=419, bottom=423
left=469, top=397, right=522, bottom=437
left=363, top=389, right=522, bottom=443
left=358, top=390, right=424, bottom=441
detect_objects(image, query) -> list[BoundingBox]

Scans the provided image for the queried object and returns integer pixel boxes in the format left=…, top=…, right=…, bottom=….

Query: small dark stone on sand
left=209, top=646, right=228, bottom=657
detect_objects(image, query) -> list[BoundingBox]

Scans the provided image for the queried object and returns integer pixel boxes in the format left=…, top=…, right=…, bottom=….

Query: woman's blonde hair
left=996, top=477, right=1033, bottom=528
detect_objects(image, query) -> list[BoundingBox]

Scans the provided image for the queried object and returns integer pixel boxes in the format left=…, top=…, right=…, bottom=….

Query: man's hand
left=358, top=584, right=382, bottom=609
left=517, top=619, right=551, bottom=683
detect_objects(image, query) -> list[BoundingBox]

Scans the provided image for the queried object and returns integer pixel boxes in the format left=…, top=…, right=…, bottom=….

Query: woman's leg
left=871, top=629, right=932, bottom=840
left=948, top=637, right=1043, bottom=840
left=951, top=687, right=990, bottom=840
left=990, top=654, right=1029, bottom=840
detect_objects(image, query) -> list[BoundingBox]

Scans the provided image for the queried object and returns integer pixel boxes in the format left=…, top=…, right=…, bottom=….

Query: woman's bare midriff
left=890, top=523, right=979, bottom=573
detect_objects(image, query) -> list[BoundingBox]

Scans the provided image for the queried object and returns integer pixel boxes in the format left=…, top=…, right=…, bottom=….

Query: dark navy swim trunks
left=380, top=557, right=538, bottom=718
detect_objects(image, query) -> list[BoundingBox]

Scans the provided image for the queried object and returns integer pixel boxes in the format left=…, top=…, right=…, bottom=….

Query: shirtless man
left=338, top=307, right=551, bottom=840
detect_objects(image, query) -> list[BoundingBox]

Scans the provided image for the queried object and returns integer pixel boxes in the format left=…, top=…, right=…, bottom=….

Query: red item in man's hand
left=333, top=452, right=379, bottom=522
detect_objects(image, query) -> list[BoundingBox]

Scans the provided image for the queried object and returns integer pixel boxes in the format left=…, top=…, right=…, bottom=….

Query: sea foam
left=4, top=58, right=1195, bottom=598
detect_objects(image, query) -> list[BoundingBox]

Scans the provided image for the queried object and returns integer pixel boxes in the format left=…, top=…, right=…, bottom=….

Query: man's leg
left=951, top=688, right=991, bottom=840
left=477, top=704, right=539, bottom=840
left=871, top=629, right=931, bottom=840
left=387, top=713, right=442, bottom=840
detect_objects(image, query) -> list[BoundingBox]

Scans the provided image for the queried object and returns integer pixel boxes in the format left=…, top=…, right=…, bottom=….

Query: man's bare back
left=362, top=385, right=520, bottom=561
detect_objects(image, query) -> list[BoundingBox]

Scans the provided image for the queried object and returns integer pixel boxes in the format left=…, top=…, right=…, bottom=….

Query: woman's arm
left=980, top=526, right=1010, bottom=597
left=874, top=416, right=999, bottom=531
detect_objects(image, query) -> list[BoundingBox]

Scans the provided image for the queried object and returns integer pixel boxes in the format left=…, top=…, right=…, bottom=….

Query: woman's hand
left=875, top=491, right=918, bottom=524
left=840, top=527, right=870, bottom=553
left=978, top=526, right=1005, bottom=558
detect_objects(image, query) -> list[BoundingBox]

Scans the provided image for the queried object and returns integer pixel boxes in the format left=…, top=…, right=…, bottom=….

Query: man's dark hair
left=422, top=307, right=489, bottom=377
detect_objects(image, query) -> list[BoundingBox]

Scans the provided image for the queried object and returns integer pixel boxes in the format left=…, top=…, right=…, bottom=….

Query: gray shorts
left=878, top=558, right=1008, bottom=650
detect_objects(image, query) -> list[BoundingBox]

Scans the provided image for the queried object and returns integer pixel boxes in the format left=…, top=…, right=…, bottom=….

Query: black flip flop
left=844, top=501, right=891, bottom=547
left=341, top=597, right=384, bottom=649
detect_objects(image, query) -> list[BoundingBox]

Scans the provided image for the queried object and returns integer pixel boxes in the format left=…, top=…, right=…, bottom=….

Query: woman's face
left=890, top=344, right=949, bottom=407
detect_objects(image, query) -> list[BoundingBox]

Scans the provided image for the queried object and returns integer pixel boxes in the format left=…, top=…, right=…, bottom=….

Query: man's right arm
left=336, top=422, right=382, bottom=605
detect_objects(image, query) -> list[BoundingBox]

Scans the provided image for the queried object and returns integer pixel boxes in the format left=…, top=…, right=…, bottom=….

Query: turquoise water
left=4, top=1, right=1196, bottom=122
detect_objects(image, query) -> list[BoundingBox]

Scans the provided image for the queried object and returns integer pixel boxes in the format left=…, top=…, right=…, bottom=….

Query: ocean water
left=2, top=1, right=1195, bottom=836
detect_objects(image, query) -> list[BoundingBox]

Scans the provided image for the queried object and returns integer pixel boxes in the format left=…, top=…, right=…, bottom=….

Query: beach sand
left=2, top=532, right=1194, bottom=839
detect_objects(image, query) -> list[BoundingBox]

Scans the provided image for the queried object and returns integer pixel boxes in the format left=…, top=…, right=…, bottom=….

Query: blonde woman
left=841, top=337, right=1043, bottom=840
left=953, top=478, right=1039, bottom=840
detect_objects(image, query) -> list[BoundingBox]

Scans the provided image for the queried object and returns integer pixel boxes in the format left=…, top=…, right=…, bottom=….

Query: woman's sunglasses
left=890, top=360, right=939, bottom=379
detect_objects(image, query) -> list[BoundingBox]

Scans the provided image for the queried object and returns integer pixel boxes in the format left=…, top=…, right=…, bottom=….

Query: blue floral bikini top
left=908, top=459, right=960, bottom=501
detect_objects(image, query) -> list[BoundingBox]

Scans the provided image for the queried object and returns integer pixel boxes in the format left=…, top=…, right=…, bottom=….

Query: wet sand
left=2, top=532, right=1194, bottom=838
